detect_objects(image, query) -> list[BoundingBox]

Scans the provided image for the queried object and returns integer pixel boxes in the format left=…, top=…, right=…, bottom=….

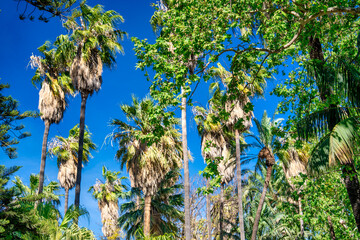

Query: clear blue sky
left=0, top=0, right=283, bottom=237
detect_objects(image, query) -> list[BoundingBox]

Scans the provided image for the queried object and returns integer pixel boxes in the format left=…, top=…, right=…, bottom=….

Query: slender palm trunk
left=328, top=215, right=336, bottom=240
left=181, top=87, right=191, bottom=240
left=251, top=163, right=273, bottom=240
left=219, top=183, right=224, bottom=240
left=342, top=162, right=360, bottom=232
left=136, top=195, right=141, bottom=210
left=235, top=129, right=245, bottom=240
left=299, top=196, right=304, bottom=237
left=206, top=179, right=212, bottom=240
left=74, top=93, right=88, bottom=210
left=64, top=187, right=69, bottom=214
left=38, top=120, right=51, bottom=195
left=144, top=195, right=152, bottom=236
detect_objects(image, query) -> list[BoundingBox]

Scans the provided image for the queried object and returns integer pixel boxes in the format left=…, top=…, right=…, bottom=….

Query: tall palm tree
left=194, top=106, right=221, bottom=240
left=111, top=97, right=183, bottom=236
left=64, top=3, right=125, bottom=208
left=49, top=124, right=96, bottom=214
left=210, top=62, right=265, bottom=240
left=242, top=164, right=297, bottom=239
left=30, top=36, right=75, bottom=196
left=194, top=105, right=236, bottom=240
left=89, top=166, right=127, bottom=239
left=247, top=111, right=282, bottom=240
left=119, top=170, right=183, bottom=239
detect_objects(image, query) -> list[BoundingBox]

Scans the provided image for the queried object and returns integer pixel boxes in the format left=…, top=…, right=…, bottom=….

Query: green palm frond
left=297, top=107, right=349, bottom=140
left=49, top=124, right=96, bottom=165
left=306, top=54, right=360, bottom=110
left=307, top=117, right=359, bottom=175
left=89, top=166, right=128, bottom=201
left=64, top=3, right=126, bottom=68
left=30, top=35, right=75, bottom=95
left=119, top=170, right=183, bottom=239
left=110, top=96, right=182, bottom=197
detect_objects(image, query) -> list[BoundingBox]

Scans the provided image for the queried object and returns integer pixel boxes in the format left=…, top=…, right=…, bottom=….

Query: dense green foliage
left=3, top=0, right=360, bottom=238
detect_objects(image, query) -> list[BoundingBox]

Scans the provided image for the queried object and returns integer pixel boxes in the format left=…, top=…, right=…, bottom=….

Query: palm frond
left=298, top=107, right=349, bottom=140
left=307, top=117, right=359, bottom=175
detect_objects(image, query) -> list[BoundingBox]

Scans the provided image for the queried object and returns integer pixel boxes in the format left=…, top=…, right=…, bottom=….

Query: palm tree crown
left=65, top=3, right=125, bottom=96
left=89, top=166, right=127, bottom=239
left=111, top=96, right=183, bottom=196
left=111, top=96, right=183, bottom=236
left=49, top=124, right=96, bottom=213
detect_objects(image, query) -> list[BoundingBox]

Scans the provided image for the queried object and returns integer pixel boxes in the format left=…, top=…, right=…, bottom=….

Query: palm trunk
left=220, top=183, right=224, bottom=240
left=235, top=129, right=245, bottom=240
left=206, top=179, right=212, bottom=240
left=74, top=93, right=88, bottom=210
left=328, top=215, right=336, bottom=240
left=342, top=162, right=360, bottom=232
left=309, top=37, right=360, bottom=233
left=299, top=196, right=304, bottom=237
left=38, top=120, right=51, bottom=195
left=181, top=87, right=191, bottom=240
left=136, top=195, right=141, bottom=210
left=251, top=163, right=273, bottom=240
left=64, top=187, right=69, bottom=214
left=144, top=195, right=152, bottom=236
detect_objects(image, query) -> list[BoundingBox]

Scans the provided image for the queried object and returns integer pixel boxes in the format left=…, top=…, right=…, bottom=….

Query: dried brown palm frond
left=58, top=154, right=77, bottom=191
left=128, top=132, right=183, bottom=196
left=94, top=179, right=120, bottom=238
left=225, top=95, right=253, bottom=131
left=70, top=46, right=103, bottom=95
left=38, top=80, right=66, bottom=124
left=201, top=131, right=226, bottom=162
left=217, top=146, right=236, bottom=185
left=282, top=148, right=308, bottom=181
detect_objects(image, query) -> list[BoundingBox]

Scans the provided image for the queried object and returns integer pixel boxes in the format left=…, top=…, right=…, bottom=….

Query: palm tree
left=49, top=124, right=96, bottom=214
left=119, top=170, right=183, bottom=239
left=194, top=105, right=236, bottom=239
left=301, top=35, right=360, bottom=231
left=64, top=3, right=125, bottom=208
left=111, top=97, right=183, bottom=236
left=30, top=36, right=75, bottom=196
left=247, top=111, right=282, bottom=240
left=89, top=166, right=127, bottom=239
left=210, top=62, right=265, bottom=240
left=242, top=164, right=296, bottom=239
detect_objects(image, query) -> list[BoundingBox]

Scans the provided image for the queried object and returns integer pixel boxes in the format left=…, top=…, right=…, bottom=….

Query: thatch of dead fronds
left=70, top=47, right=103, bottom=95
left=93, top=181, right=120, bottom=238
left=225, top=95, right=253, bottom=131
left=128, top=130, right=183, bottom=196
left=38, top=80, right=66, bottom=124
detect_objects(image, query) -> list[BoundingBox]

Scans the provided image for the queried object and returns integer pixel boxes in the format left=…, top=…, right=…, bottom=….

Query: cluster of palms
left=30, top=2, right=124, bottom=213
left=4, top=0, right=360, bottom=239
